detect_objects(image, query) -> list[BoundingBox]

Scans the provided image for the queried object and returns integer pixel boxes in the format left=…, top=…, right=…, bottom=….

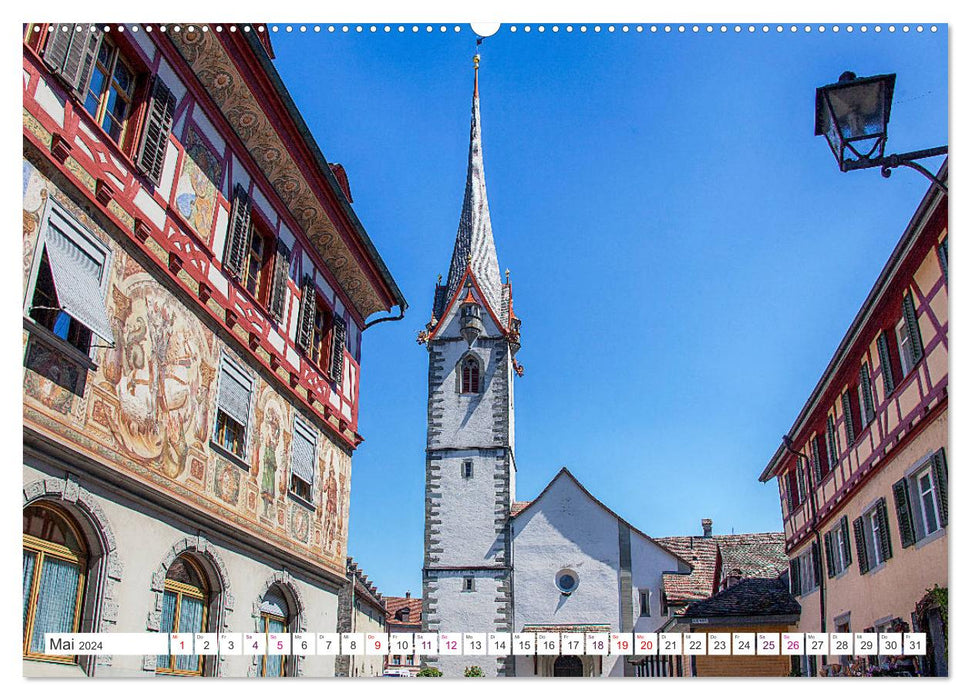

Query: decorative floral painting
left=175, top=125, right=222, bottom=241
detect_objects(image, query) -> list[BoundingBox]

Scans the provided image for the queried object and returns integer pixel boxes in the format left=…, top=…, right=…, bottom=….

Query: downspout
left=783, top=435, right=828, bottom=672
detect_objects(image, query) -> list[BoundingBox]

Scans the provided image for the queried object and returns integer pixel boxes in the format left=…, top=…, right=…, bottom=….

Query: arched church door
left=553, top=655, right=584, bottom=677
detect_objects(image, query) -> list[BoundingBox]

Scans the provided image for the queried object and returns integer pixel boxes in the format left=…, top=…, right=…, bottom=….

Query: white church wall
left=630, top=531, right=689, bottom=634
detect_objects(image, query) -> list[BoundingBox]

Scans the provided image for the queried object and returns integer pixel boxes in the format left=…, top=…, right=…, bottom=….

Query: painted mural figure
left=260, top=405, right=282, bottom=517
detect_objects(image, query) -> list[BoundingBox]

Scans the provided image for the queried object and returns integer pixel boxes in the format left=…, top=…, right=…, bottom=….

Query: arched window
left=460, top=356, right=481, bottom=394
left=156, top=556, right=209, bottom=676
left=23, top=503, right=87, bottom=662
left=260, top=585, right=293, bottom=677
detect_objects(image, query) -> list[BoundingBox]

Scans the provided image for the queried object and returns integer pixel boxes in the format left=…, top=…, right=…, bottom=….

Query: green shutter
left=295, top=275, right=317, bottom=354
left=937, top=237, right=948, bottom=283
left=811, top=436, right=823, bottom=482
left=932, top=449, right=948, bottom=527
left=876, top=498, right=893, bottom=562
left=902, top=291, right=924, bottom=363
left=842, top=391, right=856, bottom=445
left=853, top=516, right=870, bottom=574
left=840, top=516, right=852, bottom=565
left=796, top=459, right=807, bottom=504
left=790, top=558, right=802, bottom=596
left=811, top=541, right=822, bottom=587
left=824, top=531, right=836, bottom=578
left=892, top=477, right=916, bottom=548
left=859, top=362, right=875, bottom=423
left=827, top=415, right=838, bottom=468
left=330, top=315, right=347, bottom=385
left=877, top=331, right=896, bottom=395
left=43, top=24, right=103, bottom=99
left=223, top=184, right=253, bottom=280
left=135, top=77, right=176, bottom=186
left=268, top=240, right=291, bottom=324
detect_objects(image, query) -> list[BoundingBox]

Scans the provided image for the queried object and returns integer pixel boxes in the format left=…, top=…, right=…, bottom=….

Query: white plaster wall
left=630, top=531, right=689, bottom=634
left=425, top=571, right=505, bottom=677
left=432, top=450, right=506, bottom=567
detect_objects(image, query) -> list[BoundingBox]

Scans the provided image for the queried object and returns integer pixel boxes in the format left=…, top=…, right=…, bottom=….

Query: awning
left=44, top=222, right=114, bottom=344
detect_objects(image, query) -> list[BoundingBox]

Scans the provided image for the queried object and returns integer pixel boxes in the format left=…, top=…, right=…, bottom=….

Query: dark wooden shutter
left=43, top=24, right=103, bottom=99
left=853, top=516, right=870, bottom=574
left=824, top=531, right=836, bottom=578
left=810, top=541, right=822, bottom=588
left=826, top=415, right=838, bottom=468
left=223, top=184, right=253, bottom=280
left=876, top=498, right=893, bottom=562
left=329, top=315, right=346, bottom=385
left=902, top=291, right=924, bottom=364
left=840, top=516, right=852, bottom=565
left=789, top=557, right=802, bottom=596
left=892, top=477, right=916, bottom=548
left=135, top=77, right=176, bottom=186
left=810, top=436, right=823, bottom=482
left=859, top=362, right=875, bottom=423
left=796, top=460, right=807, bottom=504
left=937, top=237, right=948, bottom=282
left=877, top=330, right=896, bottom=395
left=268, top=240, right=291, bottom=324
left=841, top=391, right=856, bottom=445
left=295, top=275, right=317, bottom=354
left=932, top=449, right=948, bottom=527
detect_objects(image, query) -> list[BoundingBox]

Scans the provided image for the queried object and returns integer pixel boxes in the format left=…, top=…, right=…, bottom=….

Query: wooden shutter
left=787, top=471, right=798, bottom=511
left=789, top=557, right=802, bottom=596
left=826, top=415, right=838, bottom=468
left=876, top=498, right=893, bottom=562
left=859, top=362, right=875, bottom=423
left=223, top=184, right=253, bottom=280
left=810, top=436, right=823, bottom=482
left=937, top=238, right=948, bottom=282
left=824, top=531, right=836, bottom=578
left=810, top=541, right=822, bottom=587
left=840, top=516, right=852, bottom=566
left=329, top=315, right=346, bottom=385
left=877, top=330, right=896, bottom=395
left=268, top=240, right=291, bottom=324
left=43, top=24, right=103, bottom=99
left=932, top=449, right=948, bottom=527
left=795, top=461, right=806, bottom=505
left=902, top=291, right=924, bottom=364
left=295, top=275, right=317, bottom=354
left=892, top=477, right=916, bottom=548
left=135, top=77, right=176, bottom=186
left=853, top=516, right=870, bottom=574
left=841, top=391, right=856, bottom=445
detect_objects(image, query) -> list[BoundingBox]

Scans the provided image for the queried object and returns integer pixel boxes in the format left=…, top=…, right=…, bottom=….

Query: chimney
left=405, top=591, right=411, bottom=599
left=702, top=518, right=713, bottom=538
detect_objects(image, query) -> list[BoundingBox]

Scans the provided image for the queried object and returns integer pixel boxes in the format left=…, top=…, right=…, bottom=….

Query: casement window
left=462, top=577, right=475, bottom=592
left=639, top=590, right=652, bottom=617
left=213, top=357, right=254, bottom=459
left=156, top=556, right=209, bottom=675
left=789, top=542, right=821, bottom=596
left=295, top=275, right=346, bottom=383
left=854, top=498, right=893, bottom=574
left=25, top=202, right=114, bottom=356
left=82, top=38, right=136, bottom=146
left=876, top=329, right=898, bottom=397
left=893, top=449, right=948, bottom=548
left=260, top=586, right=293, bottom=677
left=289, top=417, right=317, bottom=503
left=222, top=187, right=291, bottom=320
left=858, top=362, right=876, bottom=426
left=898, top=290, right=924, bottom=374
left=824, top=516, right=853, bottom=578
left=895, top=317, right=916, bottom=377
left=462, top=460, right=473, bottom=479
left=22, top=503, right=87, bottom=662
left=460, top=355, right=481, bottom=394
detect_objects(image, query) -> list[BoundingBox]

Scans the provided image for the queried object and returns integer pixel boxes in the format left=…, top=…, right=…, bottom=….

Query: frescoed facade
left=22, top=23, right=404, bottom=677
left=759, top=162, right=948, bottom=676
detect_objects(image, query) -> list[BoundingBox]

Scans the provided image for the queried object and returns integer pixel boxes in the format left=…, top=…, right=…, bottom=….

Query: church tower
left=421, top=54, right=522, bottom=677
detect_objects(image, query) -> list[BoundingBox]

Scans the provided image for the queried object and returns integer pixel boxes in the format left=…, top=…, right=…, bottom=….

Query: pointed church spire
left=441, top=50, right=504, bottom=323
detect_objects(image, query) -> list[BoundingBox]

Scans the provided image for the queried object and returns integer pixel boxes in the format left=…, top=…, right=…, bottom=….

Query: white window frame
left=797, top=548, right=818, bottom=594
left=863, top=506, right=887, bottom=567
left=828, top=523, right=849, bottom=576
left=896, top=317, right=915, bottom=377
left=24, top=199, right=113, bottom=360
left=909, top=464, right=942, bottom=541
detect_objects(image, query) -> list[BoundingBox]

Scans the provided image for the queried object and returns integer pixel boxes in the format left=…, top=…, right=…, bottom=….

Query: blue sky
left=271, top=25, right=947, bottom=597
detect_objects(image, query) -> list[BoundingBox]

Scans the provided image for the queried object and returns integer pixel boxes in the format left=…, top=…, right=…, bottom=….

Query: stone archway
left=553, top=655, right=584, bottom=677
left=23, top=475, right=122, bottom=675
left=144, top=535, right=235, bottom=676
left=248, top=571, right=309, bottom=677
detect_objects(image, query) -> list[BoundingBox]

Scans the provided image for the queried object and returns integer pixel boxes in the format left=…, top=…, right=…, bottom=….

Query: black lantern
left=815, top=71, right=895, bottom=171
left=813, top=71, right=946, bottom=192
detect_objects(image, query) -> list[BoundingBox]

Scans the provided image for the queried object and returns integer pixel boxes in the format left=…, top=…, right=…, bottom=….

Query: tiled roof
left=510, top=501, right=531, bottom=516
left=384, top=596, right=422, bottom=626
left=682, top=577, right=800, bottom=618
left=656, top=532, right=787, bottom=609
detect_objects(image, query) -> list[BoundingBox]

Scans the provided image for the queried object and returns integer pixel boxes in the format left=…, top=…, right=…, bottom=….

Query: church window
left=555, top=569, right=579, bottom=595
left=462, top=461, right=473, bottom=478
left=22, top=503, right=87, bottom=662
left=462, top=577, right=475, bottom=592
left=460, top=356, right=481, bottom=394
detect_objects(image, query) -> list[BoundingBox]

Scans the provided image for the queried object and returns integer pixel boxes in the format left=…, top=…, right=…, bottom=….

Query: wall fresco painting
left=175, top=124, right=222, bottom=242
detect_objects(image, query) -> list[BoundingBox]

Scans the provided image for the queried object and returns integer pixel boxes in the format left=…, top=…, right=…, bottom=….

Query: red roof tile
left=510, top=501, right=531, bottom=516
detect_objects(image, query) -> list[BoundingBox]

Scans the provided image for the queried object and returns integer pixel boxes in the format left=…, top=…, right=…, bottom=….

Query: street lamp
left=814, top=71, right=947, bottom=192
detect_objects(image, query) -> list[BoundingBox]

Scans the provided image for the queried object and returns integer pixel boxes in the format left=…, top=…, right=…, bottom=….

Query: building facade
left=337, top=558, right=387, bottom=677
left=420, top=58, right=692, bottom=678
left=384, top=593, right=422, bottom=676
left=759, top=163, right=948, bottom=676
left=22, top=23, right=404, bottom=677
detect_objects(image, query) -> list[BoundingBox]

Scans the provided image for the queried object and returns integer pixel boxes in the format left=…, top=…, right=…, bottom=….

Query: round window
left=555, top=569, right=579, bottom=594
